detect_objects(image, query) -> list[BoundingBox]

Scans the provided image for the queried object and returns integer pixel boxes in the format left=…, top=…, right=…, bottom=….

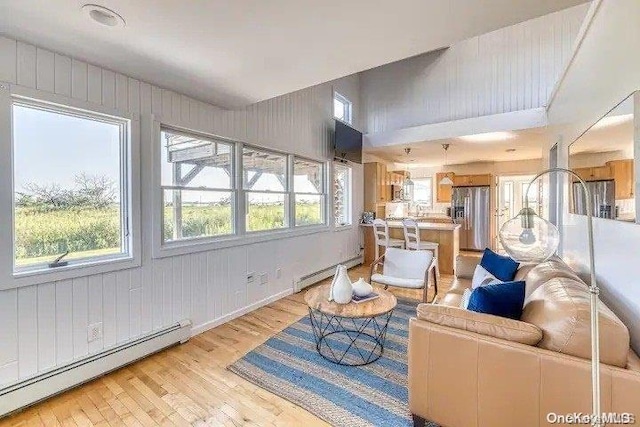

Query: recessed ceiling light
left=458, top=131, right=515, bottom=142
left=591, top=114, right=633, bottom=130
left=82, top=4, right=126, bottom=28
left=506, top=148, right=516, bottom=152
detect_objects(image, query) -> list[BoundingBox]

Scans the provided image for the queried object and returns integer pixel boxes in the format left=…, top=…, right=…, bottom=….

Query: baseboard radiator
left=0, top=320, right=191, bottom=417
left=294, top=255, right=363, bottom=292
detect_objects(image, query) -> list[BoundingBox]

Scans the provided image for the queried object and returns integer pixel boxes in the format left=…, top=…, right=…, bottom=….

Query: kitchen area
left=361, top=161, right=496, bottom=275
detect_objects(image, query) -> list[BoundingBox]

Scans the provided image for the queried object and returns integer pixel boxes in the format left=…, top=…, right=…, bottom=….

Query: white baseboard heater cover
left=0, top=320, right=191, bottom=417
left=294, top=255, right=363, bottom=292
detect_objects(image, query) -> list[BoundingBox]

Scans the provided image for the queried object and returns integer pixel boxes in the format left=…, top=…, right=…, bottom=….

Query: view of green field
left=15, top=202, right=323, bottom=266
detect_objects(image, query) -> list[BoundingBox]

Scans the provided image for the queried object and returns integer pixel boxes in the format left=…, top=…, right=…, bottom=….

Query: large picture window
left=294, top=157, right=325, bottom=226
left=334, top=163, right=352, bottom=226
left=243, top=147, right=288, bottom=232
left=413, top=177, right=433, bottom=207
left=161, top=129, right=235, bottom=243
left=12, top=100, right=130, bottom=271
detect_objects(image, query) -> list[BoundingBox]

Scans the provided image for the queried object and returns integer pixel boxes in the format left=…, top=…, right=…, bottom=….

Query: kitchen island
left=361, top=221, right=461, bottom=274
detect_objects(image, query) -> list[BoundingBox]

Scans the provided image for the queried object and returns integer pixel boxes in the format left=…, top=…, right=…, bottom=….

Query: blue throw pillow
left=480, top=248, right=520, bottom=282
left=467, top=280, right=525, bottom=320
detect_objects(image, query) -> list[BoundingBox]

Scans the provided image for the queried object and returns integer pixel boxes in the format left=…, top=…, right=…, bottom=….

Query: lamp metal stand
left=523, top=167, right=601, bottom=427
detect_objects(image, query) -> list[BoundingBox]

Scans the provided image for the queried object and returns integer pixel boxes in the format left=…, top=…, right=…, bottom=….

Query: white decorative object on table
left=328, top=265, right=353, bottom=304
left=352, top=277, right=373, bottom=297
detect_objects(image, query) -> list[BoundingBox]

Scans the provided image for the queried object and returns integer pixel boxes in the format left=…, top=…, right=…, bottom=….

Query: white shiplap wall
left=360, top=3, right=589, bottom=134
left=0, top=36, right=363, bottom=387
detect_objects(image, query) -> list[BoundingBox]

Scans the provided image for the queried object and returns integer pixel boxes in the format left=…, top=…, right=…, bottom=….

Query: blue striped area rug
left=228, top=298, right=439, bottom=427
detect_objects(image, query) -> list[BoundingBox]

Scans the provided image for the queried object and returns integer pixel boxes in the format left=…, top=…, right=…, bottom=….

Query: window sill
left=3, top=255, right=141, bottom=290
left=154, top=224, right=331, bottom=259
left=333, top=224, right=354, bottom=232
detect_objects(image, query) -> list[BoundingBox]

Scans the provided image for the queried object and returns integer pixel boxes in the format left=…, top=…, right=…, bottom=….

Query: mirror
left=569, top=92, right=636, bottom=223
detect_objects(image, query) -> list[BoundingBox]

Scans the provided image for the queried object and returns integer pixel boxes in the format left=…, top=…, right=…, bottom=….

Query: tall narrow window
left=294, top=158, right=325, bottom=226
left=334, top=163, right=352, bottom=226
left=413, top=177, right=433, bottom=207
left=12, top=101, right=130, bottom=271
left=333, top=92, right=352, bottom=124
left=161, top=129, right=235, bottom=243
left=243, top=147, right=288, bottom=232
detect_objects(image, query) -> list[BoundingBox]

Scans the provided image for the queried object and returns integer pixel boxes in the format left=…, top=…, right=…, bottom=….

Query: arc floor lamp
left=498, top=167, right=602, bottom=427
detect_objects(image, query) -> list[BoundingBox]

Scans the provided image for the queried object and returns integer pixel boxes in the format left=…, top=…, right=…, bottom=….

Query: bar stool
left=372, top=218, right=405, bottom=260
left=402, top=218, right=439, bottom=268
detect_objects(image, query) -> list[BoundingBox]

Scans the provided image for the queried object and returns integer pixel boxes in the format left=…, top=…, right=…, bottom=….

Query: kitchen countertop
left=360, top=221, right=460, bottom=231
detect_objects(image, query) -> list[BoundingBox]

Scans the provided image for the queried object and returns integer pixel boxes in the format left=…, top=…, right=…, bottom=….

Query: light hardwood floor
left=1, top=265, right=454, bottom=427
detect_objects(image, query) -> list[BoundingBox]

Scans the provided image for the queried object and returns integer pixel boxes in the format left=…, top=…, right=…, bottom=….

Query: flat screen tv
left=334, top=120, right=362, bottom=164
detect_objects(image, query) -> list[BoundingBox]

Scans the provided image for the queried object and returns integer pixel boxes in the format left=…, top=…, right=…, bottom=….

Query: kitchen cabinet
left=387, top=171, right=406, bottom=186
left=607, top=159, right=634, bottom=199
left=574, top=166, right=613, bottom=182
left=435, top=172, right=454, bottom=203
left=364, top=162, right=389, bottom=212
left=452, top=174, right=492, bottom=187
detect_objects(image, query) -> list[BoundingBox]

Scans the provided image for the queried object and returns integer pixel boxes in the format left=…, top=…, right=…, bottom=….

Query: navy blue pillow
left=467, top=280, right=526, bottom=320
left=480, top=248, right=520, bottom=282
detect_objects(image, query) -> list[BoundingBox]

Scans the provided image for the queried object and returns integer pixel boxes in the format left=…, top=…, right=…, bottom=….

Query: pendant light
left=402, top=148, right=414, bottom=201
left=439, top=143, right=454, bottom=185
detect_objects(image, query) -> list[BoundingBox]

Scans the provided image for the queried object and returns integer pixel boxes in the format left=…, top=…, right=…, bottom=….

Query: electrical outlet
left=87, top=323, right=102, bottom=343
left=260, top=273, right=268, bottom=285
left=275, top=268, right=282, bottom=279
left=247, top=272, right=255, bottom=283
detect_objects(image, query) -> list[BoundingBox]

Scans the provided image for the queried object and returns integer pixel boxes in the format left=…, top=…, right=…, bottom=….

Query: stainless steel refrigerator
left=572, top=179, right=616, bottom=219
left=451, top=185, right=491, bottom=251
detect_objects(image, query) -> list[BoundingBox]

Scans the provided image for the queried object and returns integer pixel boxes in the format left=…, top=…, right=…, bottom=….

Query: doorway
left=495, top=174, right=543, bottom=251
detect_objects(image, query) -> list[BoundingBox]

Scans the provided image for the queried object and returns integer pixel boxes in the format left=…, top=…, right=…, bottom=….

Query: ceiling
left=365, top=127, right=550, bottom=167
left=0, top=0, right=587, bottom=107
left=366, top=108, right=633, bottom=167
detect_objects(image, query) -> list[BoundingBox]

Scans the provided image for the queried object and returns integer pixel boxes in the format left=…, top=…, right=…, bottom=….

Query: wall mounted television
left=334, top=120, right=362, bottom=164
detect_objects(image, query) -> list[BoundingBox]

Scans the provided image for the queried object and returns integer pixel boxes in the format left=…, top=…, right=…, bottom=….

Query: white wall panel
left=0, top=36, right=363, bottom=389
left=360, top=3, right=589, bottom=134
left=53, top=54, right=71, bottom=97
left=36, top=283, right=56, bottom=371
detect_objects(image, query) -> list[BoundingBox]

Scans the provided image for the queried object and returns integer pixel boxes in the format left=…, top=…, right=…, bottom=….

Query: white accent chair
left=402, top=218, right=439, bottom=263
left=372, top=218, right=405, bottom=260
left=369, top=247, right=439, bottom=303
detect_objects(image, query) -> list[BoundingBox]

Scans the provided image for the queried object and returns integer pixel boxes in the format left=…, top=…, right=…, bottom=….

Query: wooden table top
left=304, top=283, right=397, bottom=318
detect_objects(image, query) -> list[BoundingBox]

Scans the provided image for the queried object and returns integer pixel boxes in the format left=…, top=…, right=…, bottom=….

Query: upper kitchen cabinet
left=435, top=172, right=454, bottom=203
left=452, top=174, right=492, bottom=187
left=364, top=162, right=389, bottom=211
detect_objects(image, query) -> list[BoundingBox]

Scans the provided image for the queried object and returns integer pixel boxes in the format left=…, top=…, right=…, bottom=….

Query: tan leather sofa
left=409, top=254, right=640, bottom=427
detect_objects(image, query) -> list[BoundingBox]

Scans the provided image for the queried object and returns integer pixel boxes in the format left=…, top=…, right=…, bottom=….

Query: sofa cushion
left=440, top=292, right=463, bottom=307
left=467, top=281, right=526, bottom=320
left=521, top=277, right=630, bottom=368
left=480, top=248, right=520, bottom=282
left=521, top=257, right=582, bottom=299
left=416, top=304, right=542, bottom=345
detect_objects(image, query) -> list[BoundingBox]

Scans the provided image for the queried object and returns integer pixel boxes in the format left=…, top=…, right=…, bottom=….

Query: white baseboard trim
left=0, top=321, right=191, bottom=417
left=294, top=255, right=363, bottom=292
left=190, top=288, right=293, bottom=336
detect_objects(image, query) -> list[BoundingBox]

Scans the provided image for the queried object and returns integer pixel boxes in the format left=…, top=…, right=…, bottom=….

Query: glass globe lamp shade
left=498, top=208, right=560, bottom=263
left=403, top=177, right=414, bottom=201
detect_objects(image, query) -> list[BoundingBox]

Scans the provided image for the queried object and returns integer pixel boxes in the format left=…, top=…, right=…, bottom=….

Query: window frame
left=150, top=117, right=333, bottom=259
left=0, top=84, right=141, bottom=289
left=242, top=144, right=291, bottom=233
left=159, top=126, right=237, bottom=245
left=292, top=156, right=327, bottom=228
left=333, top=162, right=353, bottom=228
left=412, top=177, right=434, bottom=208
left=333, top=91, right=353, bottom=125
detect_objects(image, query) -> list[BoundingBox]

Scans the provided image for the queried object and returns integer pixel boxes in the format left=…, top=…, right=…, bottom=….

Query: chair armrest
left=369, top=254, right=385, bottom=282
left=416, top=304, right=542, bottom=345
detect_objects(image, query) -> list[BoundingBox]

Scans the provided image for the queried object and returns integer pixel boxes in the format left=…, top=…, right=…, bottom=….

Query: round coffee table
left=304, top=283, right=397, bottom=366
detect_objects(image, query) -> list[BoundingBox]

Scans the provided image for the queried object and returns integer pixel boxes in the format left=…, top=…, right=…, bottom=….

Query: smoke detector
left=82, top=4, right=126, bottom=28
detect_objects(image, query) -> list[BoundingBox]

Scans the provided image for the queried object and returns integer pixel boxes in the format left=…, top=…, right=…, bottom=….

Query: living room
left=1, top=1, right=639, bottom=426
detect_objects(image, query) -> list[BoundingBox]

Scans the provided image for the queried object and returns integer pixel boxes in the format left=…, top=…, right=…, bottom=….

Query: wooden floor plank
left=0, top=265, right=453, bottom=426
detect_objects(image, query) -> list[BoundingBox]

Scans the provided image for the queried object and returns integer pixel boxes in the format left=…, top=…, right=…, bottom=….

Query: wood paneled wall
left=0, top=36, right=363, bottom=387
left=360, top=3, right=589, bottom=134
